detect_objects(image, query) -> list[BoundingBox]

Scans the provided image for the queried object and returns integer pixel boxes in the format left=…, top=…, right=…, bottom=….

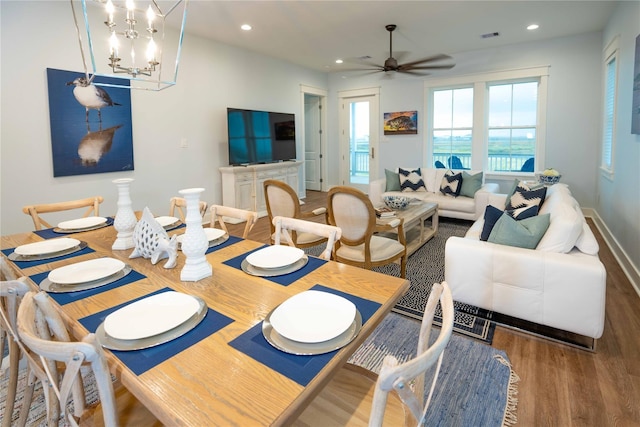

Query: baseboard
left=583, top=208, right=640, bottom=298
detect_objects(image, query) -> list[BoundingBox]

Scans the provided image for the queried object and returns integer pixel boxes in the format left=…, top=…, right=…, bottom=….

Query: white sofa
left=369, top=168, right=500, bottom=220
left=445, top=183, right=606, bottom=340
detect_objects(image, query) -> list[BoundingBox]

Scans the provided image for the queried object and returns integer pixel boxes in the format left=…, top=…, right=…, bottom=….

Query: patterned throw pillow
left=506, top=182, right=547, bottom=211
left=439, top=170, right=463, bottom=197
left=398, top=168, right=427, bottom=192
left=506, top=205, right=539, bottom=220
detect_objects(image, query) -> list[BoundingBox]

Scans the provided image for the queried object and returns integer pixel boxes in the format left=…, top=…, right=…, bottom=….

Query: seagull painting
left=66, top=77, right=121, bottom=122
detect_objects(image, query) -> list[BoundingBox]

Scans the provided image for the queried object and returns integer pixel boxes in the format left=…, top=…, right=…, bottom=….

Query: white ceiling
left=180, top=0, right=619, bottom=74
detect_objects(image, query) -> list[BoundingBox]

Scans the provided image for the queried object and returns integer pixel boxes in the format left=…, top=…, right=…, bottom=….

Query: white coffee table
left=377, top=201, right=438, bottom=256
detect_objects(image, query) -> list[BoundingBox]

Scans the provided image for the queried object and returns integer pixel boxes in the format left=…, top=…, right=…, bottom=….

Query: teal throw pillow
left=385, top=169, right=401, bottom=192
left=459, top=171, right=483, bottom=198
left=488, top=213, right=550, bottom=249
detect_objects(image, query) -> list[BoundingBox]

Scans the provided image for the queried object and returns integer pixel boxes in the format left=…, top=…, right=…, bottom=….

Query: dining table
left=1, top=218, right=410, bottom=426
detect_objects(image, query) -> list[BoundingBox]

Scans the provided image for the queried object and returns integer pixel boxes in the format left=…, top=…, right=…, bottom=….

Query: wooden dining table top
left=1, top=222, right=409, bottom=426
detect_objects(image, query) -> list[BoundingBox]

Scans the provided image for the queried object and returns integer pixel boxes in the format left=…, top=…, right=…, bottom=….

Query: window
left=426, top=67, right=548, bottom=174
left=601, top=37, right=618, bottom=178
left=432, top=87, right=473, bottom=169
left=487, top=81, right=538, bottom=172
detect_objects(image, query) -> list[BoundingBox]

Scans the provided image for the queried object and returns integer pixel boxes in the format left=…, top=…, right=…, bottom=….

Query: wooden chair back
left=263, top=179, right=328, bottom=247
left=209, top=205, right=258, bottom=239
left=22, top=196, right=104, bottom=230
left=272, top=216, right=341, bottom=260
left=169, top=196, right=208, bottom=222
left=17, top=291, right=159, bottom=427
left=0, top=278, right=36, bottom=427
left=327, top=186, right=407, bottom=277
left=370, top=282, right=455, bottom=425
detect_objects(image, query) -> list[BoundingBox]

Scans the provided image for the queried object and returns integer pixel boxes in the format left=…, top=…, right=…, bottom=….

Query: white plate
left=57, top=216, right=107, bottom=230
left=269, top=290, right=357, bottom=343
left=104, top=291, right=200, bottom=341
left=14, top=238, right=81, bottom=256
left=48, top=257, right=125, bottom=285
left=155, top=216, right=180, bottom=227
left=176, top=228, right=226, bottom=245
left=246, top=245, right=304, bottom=270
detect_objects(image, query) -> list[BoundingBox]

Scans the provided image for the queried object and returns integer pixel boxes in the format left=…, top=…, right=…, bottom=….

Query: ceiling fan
left=352, top=24, right=455, bottom=76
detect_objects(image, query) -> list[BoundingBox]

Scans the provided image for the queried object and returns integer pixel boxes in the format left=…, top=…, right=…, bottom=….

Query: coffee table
left=377, top=201, right=438, bottom=256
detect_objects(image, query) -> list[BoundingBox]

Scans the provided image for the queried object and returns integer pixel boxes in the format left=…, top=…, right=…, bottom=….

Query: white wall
left=327, top=31, right=603, bottom=206
left=0, top=1, right=328, bottom=234
left=600, top=1, right=640, bottom=285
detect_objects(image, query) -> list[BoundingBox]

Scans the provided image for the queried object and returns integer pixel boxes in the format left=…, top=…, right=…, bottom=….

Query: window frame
left=600, top=36, right=619, bottom=180
left=424, top=66, right=549, bottom=177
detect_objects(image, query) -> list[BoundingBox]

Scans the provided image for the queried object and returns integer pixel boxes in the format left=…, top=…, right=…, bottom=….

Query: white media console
left=219, top=161, right=303, bottom=221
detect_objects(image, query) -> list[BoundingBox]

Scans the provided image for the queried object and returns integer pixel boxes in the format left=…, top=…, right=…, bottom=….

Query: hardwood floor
left=226, top=190, right=640, bottom=426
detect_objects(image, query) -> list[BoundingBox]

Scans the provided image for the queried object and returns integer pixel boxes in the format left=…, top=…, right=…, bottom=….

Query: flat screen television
left=227, top=108, right=297, bottom=165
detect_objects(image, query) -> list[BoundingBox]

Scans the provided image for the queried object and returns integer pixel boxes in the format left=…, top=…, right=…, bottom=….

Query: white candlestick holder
left=112, top=178, right=137, bottom=250
left=179, top=187, right=212, bottom=281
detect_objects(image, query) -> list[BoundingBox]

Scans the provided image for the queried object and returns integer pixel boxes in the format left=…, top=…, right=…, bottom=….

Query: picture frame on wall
left=46, top=68, right=135, bottom=177
left=383, top=111, right=418, bottom=135
left=632, top=34, right=640, bottom=135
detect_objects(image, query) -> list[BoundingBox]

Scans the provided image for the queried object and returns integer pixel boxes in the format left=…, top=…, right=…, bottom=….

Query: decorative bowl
left=383, top=195, right=411, bottom=210
left=537, top=174, right=562, bottom=185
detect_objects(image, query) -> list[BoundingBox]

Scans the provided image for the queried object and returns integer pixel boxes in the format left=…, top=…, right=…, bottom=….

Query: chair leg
left=2, top=339, right=20, bottom=427
left=16, top=369, right=36, bottom=427
left=400, top=255, right=407, bottom=279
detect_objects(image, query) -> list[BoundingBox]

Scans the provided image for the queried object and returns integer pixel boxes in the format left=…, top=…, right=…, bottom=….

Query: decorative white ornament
left=112, top=178, right=137, bottom=250
left=129, top=207, right=178, bottom=269
left=179, top=187, right=212, bottom=281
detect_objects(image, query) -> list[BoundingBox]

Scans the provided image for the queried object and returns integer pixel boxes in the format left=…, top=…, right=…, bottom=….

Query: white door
left=304, top=94, right=322, bottom=191
left=338, top=88, right=380, bottom=193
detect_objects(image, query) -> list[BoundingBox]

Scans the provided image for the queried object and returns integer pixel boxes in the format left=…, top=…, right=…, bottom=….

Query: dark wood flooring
left=226, top=190, right=640, bottom=426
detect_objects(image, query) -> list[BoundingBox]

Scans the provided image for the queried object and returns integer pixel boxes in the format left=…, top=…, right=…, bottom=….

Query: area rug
left=306, top=218, right=496, bottom=343
left=348, top=312, right=519, bottom=426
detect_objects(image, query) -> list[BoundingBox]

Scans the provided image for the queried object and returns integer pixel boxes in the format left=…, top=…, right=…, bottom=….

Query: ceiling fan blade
left=397, top=69, right=431, bottom=76
left=399, top=54, right=453, bottom=68
left=402, top=63, right=456, bottom=71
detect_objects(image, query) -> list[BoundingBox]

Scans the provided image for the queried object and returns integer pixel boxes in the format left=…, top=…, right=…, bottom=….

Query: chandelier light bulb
left=105, top=0, right=115, bottom=24
left=146, top=38, right=157, bottom=62
left=109, top=31, right=119, bottom=56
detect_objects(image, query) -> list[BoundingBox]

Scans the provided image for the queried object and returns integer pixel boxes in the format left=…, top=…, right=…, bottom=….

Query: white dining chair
left=209, top=205, right=258, bottom=239
left=16, top=291, right=161, bottom=427
left=272, top=216, right=342, bottom=260
left=169, top=196, right=208, bottom=221
left=294, top=281, right=455, bottom=426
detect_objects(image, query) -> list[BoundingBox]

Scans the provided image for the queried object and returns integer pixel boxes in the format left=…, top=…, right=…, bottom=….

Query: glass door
left=338, top=89, right=379, bottom=192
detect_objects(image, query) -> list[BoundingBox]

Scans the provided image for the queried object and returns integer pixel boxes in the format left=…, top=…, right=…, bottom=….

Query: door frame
left=300, top=85, right=328, bottom=192
left=338, top=87, right=380, bottom=191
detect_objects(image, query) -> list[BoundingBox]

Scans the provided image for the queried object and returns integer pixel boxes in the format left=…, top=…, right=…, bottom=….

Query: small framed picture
left=384, top=111, right=418, bottom=135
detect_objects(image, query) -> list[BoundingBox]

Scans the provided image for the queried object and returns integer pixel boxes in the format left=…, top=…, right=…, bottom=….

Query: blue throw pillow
left=488, top=213, right=551, bottom=249
left=399, top=168, right=427, bottom=192
left=480, top=205, right=503, bottom=241
left=439, top=170, right=463, bottom=197
left=459, top=171, right=483, bottom=198
left=385, top=169, right=401, bottom=191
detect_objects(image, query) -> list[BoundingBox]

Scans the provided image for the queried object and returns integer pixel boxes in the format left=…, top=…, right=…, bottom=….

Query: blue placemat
left=228, top=284, right=381, bottom=386
left=205, top=235, right=242, bottom=254
left=34, top=217, right=115, bottom=239
left=30, top=268, right=146, bottom=306
left=2, top=246, right=96, bottom=269
left=79, top=287, right=235, bottom=375
left=223, top=246, right=327, bottom=286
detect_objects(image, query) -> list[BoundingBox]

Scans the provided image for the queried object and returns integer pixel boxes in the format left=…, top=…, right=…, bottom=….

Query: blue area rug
left=348, top=312, right=519, bottom=426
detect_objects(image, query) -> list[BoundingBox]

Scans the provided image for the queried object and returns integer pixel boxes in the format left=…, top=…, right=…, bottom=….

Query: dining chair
left=294, top=282, right=455, bottom=427
left=263, top=179, right=328, bottom=248
left=22, top=196, right=104, bottom=230
left=169, top=196, right=208, bottom=222
left=209, top=204, right=258, bottom=239
left=327, top=186, right=407, bottom=278
left=1, top=277, right=37, bottom=427
left=16, top=291, right=162, bottom=427
left=272, top=216, right=342, bottom=260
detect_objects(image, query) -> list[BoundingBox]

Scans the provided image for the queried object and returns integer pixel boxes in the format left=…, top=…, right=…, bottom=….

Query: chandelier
left=71, top=0, right=188, bottom=90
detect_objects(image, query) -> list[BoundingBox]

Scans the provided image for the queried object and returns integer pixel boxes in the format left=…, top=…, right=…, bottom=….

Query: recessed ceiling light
left=335, top=59, right=343, bottom=64
left=527, top=24, right=539, bottom=31
left=241, top=24, right=252, bottom=31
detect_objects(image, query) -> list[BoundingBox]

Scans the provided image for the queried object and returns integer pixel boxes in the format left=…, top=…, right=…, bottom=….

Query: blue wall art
left=46, top=68, right=134, bottom=177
